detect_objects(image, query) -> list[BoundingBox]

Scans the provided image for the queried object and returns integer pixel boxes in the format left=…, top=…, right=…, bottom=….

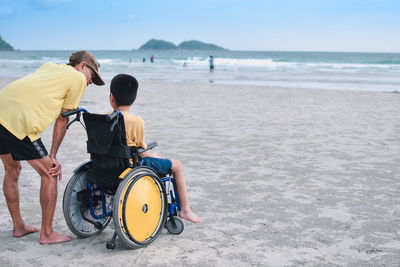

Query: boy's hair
left=110, top=74, right=138, bottom=106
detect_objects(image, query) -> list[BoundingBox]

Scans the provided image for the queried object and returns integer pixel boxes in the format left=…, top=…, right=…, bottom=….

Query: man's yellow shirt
left=0, top=62, right=86, bottom=141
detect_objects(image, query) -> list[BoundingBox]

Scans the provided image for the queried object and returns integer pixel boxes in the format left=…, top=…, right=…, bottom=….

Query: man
left=209, top=55, right=214, bottom=72
left=0, top=51, right=104, bottom=244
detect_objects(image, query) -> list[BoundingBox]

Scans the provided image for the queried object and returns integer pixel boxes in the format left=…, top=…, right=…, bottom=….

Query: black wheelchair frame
left=62, top=108, right=184, bottom=249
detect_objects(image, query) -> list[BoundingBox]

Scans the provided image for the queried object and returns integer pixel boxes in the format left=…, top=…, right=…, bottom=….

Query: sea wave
left=1, top=56, right=399, bottom=71
left=1, top=50, right=399, bottom=92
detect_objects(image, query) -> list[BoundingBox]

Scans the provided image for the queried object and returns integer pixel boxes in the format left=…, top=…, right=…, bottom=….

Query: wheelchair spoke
left=78, top=178, right=87, bottom=191
left=63, top=168, right=112, bottom=238
left=69, top=193, right=80, bottom=206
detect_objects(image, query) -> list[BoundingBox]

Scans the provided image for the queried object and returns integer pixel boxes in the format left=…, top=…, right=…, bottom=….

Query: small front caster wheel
left=106, top=241, right=115, bottom=250
left=166, top=217, right=184, bottom=235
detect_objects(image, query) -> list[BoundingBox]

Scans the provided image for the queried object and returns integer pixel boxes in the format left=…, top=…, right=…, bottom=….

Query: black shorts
left=0, top=124, right=48, bottom=161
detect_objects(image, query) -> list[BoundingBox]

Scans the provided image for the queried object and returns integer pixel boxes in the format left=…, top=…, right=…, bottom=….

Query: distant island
left=139, top=39, right=177, bottom=50
left=0, top=36, right=14, bottom=51
left=138, top=39, right=226, bottom=51
left=178, top=40, right=225, bottom=50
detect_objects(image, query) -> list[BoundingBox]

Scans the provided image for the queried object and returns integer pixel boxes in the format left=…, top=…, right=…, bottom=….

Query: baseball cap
left=69, top=51, right=105, bottom=85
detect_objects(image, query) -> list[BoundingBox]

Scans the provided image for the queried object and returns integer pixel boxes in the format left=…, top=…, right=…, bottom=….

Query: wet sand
left=0, top=77, right=399, bottom=266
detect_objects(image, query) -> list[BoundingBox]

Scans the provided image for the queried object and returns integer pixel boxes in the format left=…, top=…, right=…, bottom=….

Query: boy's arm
left=140, top=151, right=151, bottom=158
left=140, top=151, right=162, bottom=158
left=126, top=115, right=162, bottom=158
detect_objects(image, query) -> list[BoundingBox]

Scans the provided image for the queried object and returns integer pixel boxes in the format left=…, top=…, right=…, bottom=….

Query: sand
left=0, top=77, right=399, bottom=266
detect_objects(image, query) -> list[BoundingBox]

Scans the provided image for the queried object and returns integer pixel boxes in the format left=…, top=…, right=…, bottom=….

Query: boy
left=109, top=74, right=201, bottom=223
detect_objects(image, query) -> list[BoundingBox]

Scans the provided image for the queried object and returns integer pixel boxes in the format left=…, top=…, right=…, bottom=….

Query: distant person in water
left=209, top=56, right=214, bottom=72
left=150, top=55, right=154, bottom=63
left=142, top=57, right=146, bottom=63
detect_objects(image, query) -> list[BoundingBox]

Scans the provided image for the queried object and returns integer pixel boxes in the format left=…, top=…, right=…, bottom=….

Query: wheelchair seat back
left=83, top=112, right=133, bottom=189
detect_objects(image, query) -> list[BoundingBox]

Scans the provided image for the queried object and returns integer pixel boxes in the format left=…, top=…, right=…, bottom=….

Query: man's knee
left=39, top=170, right=58, bottom=189
left=28, top=157, right=55, bottom=181
left=4, top=162, right=22, bottom=180
left=36, top=166, right=56, bottom=182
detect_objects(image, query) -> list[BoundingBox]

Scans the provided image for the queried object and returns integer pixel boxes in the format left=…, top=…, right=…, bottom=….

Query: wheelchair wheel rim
left=114, top=167, right=167, bottom=248
left=63, top=166, right=111, bottom=237
left=121, top=175, right=163, bottom=242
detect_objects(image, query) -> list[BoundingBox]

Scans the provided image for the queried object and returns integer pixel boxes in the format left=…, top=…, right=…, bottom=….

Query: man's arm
left=48, top=108, right=70, bottom=180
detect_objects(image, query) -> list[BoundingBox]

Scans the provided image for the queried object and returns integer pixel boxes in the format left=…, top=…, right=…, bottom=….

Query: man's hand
left=48, top=157, right=62, bottom=181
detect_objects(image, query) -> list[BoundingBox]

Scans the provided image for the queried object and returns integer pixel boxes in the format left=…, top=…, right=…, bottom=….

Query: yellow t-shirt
left=121, top=111, right=147, bottom=149
left=0, top=62, right=87, bottom=141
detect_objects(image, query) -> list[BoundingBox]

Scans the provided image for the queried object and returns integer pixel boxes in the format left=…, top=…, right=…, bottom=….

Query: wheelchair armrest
left=137, top=142, right=158, bottom=154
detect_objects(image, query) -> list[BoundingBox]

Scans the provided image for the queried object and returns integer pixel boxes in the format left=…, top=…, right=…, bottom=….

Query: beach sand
left=0, top=77, right=399, bottom=266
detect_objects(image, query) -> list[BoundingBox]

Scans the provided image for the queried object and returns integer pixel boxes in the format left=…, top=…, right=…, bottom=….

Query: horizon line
left=3, top=49, right=400, bottom=54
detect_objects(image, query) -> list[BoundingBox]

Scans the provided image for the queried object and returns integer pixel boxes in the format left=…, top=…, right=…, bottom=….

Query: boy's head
left=110, top=74, right=138, bottom=107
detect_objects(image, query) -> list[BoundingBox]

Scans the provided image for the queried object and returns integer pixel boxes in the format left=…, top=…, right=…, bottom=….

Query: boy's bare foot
left=13, top=224, right=40, bottom=238
left=39, top=231, right=72, bottom=245
left=178, top=209, right=201, bottom=223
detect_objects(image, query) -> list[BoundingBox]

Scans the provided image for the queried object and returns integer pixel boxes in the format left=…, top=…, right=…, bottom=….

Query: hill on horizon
left=178, top=40, right=225, bottom=50
left=139, top=39, right=177, bottom=50
left=0, top=36, right=14, bottom=51
left=138, top=39, right=226, bottom=50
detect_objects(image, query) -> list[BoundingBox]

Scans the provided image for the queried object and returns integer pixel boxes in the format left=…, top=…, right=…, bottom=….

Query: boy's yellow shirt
left=121, top=111, right=147, bottom=149
left=0, top=62, right=86, bottom=141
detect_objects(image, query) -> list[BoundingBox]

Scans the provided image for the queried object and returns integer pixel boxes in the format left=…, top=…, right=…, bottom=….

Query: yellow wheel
left=113, top=167, right=167, bottom=248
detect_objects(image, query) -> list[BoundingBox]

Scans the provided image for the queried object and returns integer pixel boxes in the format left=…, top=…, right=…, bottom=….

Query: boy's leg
left=170, top=159, right=201, bottom=223
left=1, top=154, right=40, bottom=237
left=28, top=157, right=72, bottom=244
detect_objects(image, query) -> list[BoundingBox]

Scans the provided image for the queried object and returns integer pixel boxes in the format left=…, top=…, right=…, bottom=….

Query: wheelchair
left=62, top=108, right=184, bottom=249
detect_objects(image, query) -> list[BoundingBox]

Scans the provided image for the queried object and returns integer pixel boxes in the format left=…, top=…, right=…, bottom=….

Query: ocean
left=1, top=50, right=399, bottom=92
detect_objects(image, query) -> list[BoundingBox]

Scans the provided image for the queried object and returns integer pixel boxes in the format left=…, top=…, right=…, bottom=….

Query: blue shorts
left=138, top=156, right=172, bottom=177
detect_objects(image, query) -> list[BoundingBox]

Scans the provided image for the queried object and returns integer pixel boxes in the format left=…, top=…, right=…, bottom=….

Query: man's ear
left=74, top=61, right=86, bottom=71
left=80, top=62, right=87, bottom=70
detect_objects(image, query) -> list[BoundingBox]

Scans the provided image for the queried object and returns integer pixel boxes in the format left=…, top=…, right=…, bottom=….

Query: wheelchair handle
left=62, top=108, right=88, bottom=129
left=62, top=108, right=88, bottom=117
left=106, top=110, right=119, bottom=121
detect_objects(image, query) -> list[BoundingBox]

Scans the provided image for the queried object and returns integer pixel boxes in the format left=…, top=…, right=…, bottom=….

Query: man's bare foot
left=13, top=224, right=40, bottom=238
left=178, top=209, right=201, bottom=223
left=40, top=231, right=72, bottom=245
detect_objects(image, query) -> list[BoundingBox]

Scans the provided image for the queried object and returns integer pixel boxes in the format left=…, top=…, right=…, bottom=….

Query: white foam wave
left=174, top=57, right=293, bottom=68
left=171, top=57, right=400, bottom=72
left=2, top=57, right=399, bottom=72
left=1, top=54, right=400, bottom=92
left=303, top=62, right=399, bottom=70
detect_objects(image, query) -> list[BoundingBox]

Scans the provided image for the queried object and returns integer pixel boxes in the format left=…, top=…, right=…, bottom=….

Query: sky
left=0, top=0, right=399, bottom=52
